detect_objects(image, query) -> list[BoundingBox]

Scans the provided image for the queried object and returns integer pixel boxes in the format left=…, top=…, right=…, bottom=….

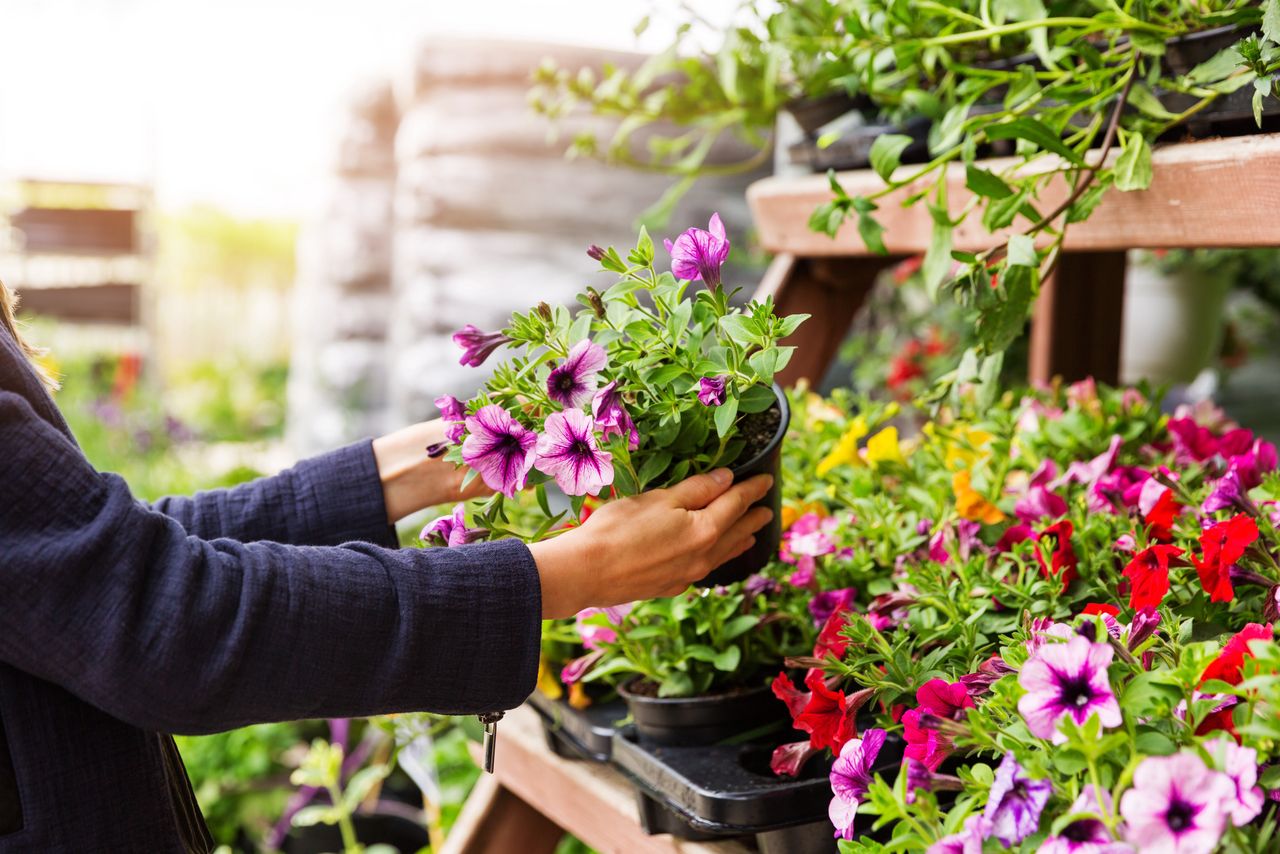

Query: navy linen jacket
left=0, top=325, right=541, bottom=851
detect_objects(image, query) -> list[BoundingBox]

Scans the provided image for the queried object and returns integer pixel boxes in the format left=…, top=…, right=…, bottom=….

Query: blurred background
left=5, top=1, right=1280, bottom=851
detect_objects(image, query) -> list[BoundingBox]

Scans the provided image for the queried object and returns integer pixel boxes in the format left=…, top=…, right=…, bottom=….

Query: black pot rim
left=729, top=383, right=790, bottom=478
left=618, top=677, right=772, bottom=707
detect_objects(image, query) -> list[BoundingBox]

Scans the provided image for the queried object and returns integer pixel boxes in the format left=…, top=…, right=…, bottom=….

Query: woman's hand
left=372, top=420, right=490, bottom=523
left=528, top=469, right=774, bottom=619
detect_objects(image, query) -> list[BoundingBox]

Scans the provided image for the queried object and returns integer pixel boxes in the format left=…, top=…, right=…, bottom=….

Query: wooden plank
left=440, top=773, right=565, bottom=854
left=14, top=283, right=141, bottom=325
left=748, top=132, right=1280, bottom=256
left=450, top=706, right=751, bottom=854
left=1028, top=251, right=1128, bottom=385
left=755, top=256, right=896, bottom=387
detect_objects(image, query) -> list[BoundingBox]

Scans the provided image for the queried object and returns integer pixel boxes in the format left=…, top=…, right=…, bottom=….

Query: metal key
left=478, top=711, right=504, bottom=773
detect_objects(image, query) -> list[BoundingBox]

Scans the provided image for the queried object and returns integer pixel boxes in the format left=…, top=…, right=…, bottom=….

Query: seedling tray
left=612, top=729, right=905, bottom=843
left=526, top=691, right=627, bottom=763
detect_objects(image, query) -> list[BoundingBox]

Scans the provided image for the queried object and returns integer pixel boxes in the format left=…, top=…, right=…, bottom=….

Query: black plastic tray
left=526, top=690, right=627, bottom=763
left=612, top=729, right=905, bottom=838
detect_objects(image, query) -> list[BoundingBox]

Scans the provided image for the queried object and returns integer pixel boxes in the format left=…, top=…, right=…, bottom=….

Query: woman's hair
left=0, top=279, right=59, bottom=391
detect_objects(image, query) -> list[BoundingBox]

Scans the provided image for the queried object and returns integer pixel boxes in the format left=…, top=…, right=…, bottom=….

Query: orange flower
left=953, top=470, right=1006, bottom=525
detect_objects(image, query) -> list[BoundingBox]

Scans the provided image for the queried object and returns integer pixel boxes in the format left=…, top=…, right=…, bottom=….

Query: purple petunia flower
left=809, top=587, right=857, bottom=626
left=560, top=649, right=604, bottom=685
left=591, top=380, right=639, bottom=450
left=828, top=728, right=886, bottom=840
left=1017, top=635, right=1122, bottom=744
left=904, top=758, right=963, bottom=804
left=927, top=814, right=993, bottom=854
left=1126, top=607, right=1161, bottom=651
left=1120, top=752, right=1235, bottom=853
left=664, top=212, right=730, bottom=287
left=984, top=752, right=1052, bottom=846
left=453, top=324, right=512, bottom=367
left=697, top=376, right=728, bottom=407
left=1201, top=467, right=1244, bottom=515
left=435, top=394, right=467, bottom=444
left=1042, top=788, right=1129, bottom=854
left=460, top=404, right=538, bottom=497
left=547, top=339, right=607, bottom=410
left=534, top=409, right=614, bottom=496
left=420, top=504, right=487, bottom=547
left=1205, top=740, right=1265, bottom=826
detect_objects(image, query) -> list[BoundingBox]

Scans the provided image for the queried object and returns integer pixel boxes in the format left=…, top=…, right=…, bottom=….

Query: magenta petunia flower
left=903, top=679, right=974, bottom=771
left=828, top=728, right=886, bottom=840
left=453, top=324, right=512, bottom=367
left=697, top=376, right=728, bottom=407
left=1017, top=635, right=1121, bottom=743
left=460, top=404, right=538, bottom=497
left=434, top=394, right=467, bottom=444
left=560, top=649, right=603, bottom=685
left=1050, top=435, right=1123, bottom=490
left=1233, top=438, right=1278, bottom=489
left=1120, top=752, right=1235, bottom=853
left=1204, top=740, right=1264, bottom=826
left=927, top=814, right=993, bottom=854
left=547, top=339, right=607, bottom=410
left=534, top=409, right=614, bottom=496
left=664, top=212, right=730, bottom=287
left=809, top=587, right=856, bottom=626
left=420, top=504, right=487, bottom=547
left=1042, top=788, right=1129, bottom=854
left=984, top=752, right=1052, bottom=846
left=1201, top=467, right=1244, bottom=515
left=575, top=604, right=632, bottom=651
left=1016, top=460, right=1068, bottom=522
left=591, top=380, right=639, bottom=450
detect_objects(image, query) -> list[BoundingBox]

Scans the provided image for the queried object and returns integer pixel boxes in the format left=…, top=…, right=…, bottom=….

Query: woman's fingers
left=698, top=473, right=773, bottom=533
left=665, top=468, right=735, bottom=509
left=707, top=507, right=772, bottom=566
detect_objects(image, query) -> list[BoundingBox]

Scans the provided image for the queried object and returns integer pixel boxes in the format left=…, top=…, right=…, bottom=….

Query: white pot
left=1121, top=261, right=1230, bottom=386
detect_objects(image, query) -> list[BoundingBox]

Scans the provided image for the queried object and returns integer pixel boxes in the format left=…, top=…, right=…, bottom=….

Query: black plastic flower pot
left=618, top=679, right=787, bottom=747
left=526, top=690, right=626, bottom=763
left=699, top=383, right=791, bottom=588
left=1159, top=25, right=1279, bottom=133
left=784, top=93, right=868, bottom=135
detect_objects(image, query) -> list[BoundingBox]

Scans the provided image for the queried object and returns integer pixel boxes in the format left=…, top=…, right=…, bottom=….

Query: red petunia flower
left=1082, top=602, right=1121, bottom=618
left=1200, top=623, right=1274, bottom=687
left=793, top=669, right=859, bottom=754
left=1143, top=490, right=1182, bottom=543
left=815, top=609, right=852, bottom=660
left=1121, top=545, right=1185, bottom=611
left=1036, top=520, right=1078, bottom=592
left=771, top=671, right=809, bottom=718
left=1192, top=515, right=1260, bottom=603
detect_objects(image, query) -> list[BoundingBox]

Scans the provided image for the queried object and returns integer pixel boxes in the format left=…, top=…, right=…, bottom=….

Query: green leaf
left=738, top=384, right=777, bottom=413
left=635, top=226, right=654, bottom=265
left=748, top=349, right=779, bottom=383
left=535, top=483, right=552, bottom=518
left=719, top=315, right=757, bottom=347
left=921, top=218, right=953, bottom=295
left=1128, top=84, right=1178, bottom=120
left=986, top=117, right=1085, bottom=165
left=292, top=805, right=340, bottom=828
left=714, top=396, right=739, bottom=438
left=712, top=647, right=741, bottom=671
left=1264, top=0, right=1280, bottom=44
left=857, top=209, right=888, bottom=255
left=637, top=450, right=673, bottom=488
left=929, top=102, right=969, bottom=155
left=777, top=313, right=809, bottom=337
left=342, top=765, right=391, bottom=812
left=722, top=615, right=760, bottom=640
left=869, top=133, right=913, bottom=181
left=1114, top=134, right=1153, bottom=191
left=1187, top=46, right=1247, bottom=85
left=1006, top=233, right=1038, bottom=267
left=965, top=165, right=1014, bottom=200
left=976, top=264, right=1035, bottom=353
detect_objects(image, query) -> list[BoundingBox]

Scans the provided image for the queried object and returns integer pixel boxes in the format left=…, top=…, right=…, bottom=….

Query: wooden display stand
left=747, top=133, right=1280, bottom=386
left=441, top=706, right=751, bottom=854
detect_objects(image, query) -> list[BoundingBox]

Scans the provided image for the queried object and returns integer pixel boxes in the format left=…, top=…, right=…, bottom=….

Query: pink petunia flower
left=1119, top=752, right=1235, bottom=853
left=696, top=376, right=728, bottom=407
left=461, top=404, right=538, bottom=497
left=591, top=380, right=639, bottom=450
left=452, top=324, right=512, bottom=367
left=534, top=409, right=614, bottom=496
left=434, top=394, right=467, bottom=444
left=420, top=503, right=487, bottom=547
left=1042, top=787, right=1130, bottom=854
left=664, top=212, right=730, bottom=287
left=547, top=339, right=608, bottom=409
left=1204, top=739, right=1264, bottom=826
left=1017, top=635, right=1121, bottom=743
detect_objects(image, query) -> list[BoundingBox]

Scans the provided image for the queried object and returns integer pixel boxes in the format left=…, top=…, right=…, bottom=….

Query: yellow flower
left=816, top=417, right=869, bottom=476
left=865, top=427, right=904, bottom=466
left=536, top=658, right=563, bottom=701
left=925, top=423, right=997, bottom=470
left=952, top=470, right=1006, bottom=525
left=568, top=682, right=591, bottom=710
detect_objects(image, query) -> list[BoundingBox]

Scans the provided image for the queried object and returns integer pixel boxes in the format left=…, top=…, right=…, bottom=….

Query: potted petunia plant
left=431, top=213, right=806, bottom=584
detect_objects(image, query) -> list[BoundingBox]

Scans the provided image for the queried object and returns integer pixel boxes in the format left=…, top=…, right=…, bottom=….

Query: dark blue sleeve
left=149, top=441, right=397, bottom=547
left=0, top=389, right=541, bottom=733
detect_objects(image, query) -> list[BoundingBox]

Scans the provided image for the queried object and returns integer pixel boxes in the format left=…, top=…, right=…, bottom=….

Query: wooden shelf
left=749, top=132, right=1280, bottom=257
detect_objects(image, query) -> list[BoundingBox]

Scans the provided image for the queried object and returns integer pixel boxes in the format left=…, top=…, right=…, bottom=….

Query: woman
left=0, top=284, right=773, bottom=852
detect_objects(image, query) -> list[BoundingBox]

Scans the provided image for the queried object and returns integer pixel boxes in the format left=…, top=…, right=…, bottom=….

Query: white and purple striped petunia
left=534, top=409, right=614, bottom=496
left=460, top=404, right=537, bottom=497
left=1120, top=752, right=1235, bottom=854
left=1016, top=634, right=1122, bottom=744
left=547, top=339, right=608, bottom=410
left=983, top=752, right=1052, bottom=846
left=420, top=504, right=486, bottom=548
left=828, top=728, right=886, bottom=840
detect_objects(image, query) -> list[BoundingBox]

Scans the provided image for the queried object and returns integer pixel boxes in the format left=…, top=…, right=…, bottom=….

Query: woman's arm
left=150, top=420, right=484, bottom=545
left=0, top=390, right=770, bottom=735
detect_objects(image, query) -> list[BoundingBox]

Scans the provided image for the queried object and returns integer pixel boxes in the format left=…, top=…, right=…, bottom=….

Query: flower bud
left=586, top=244, right=606, bottom=261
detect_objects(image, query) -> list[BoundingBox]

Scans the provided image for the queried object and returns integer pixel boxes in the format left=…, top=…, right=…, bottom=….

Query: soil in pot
left=699, top=384, right=790, bottom=587
left=620, top=678, right=789, bottom=747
